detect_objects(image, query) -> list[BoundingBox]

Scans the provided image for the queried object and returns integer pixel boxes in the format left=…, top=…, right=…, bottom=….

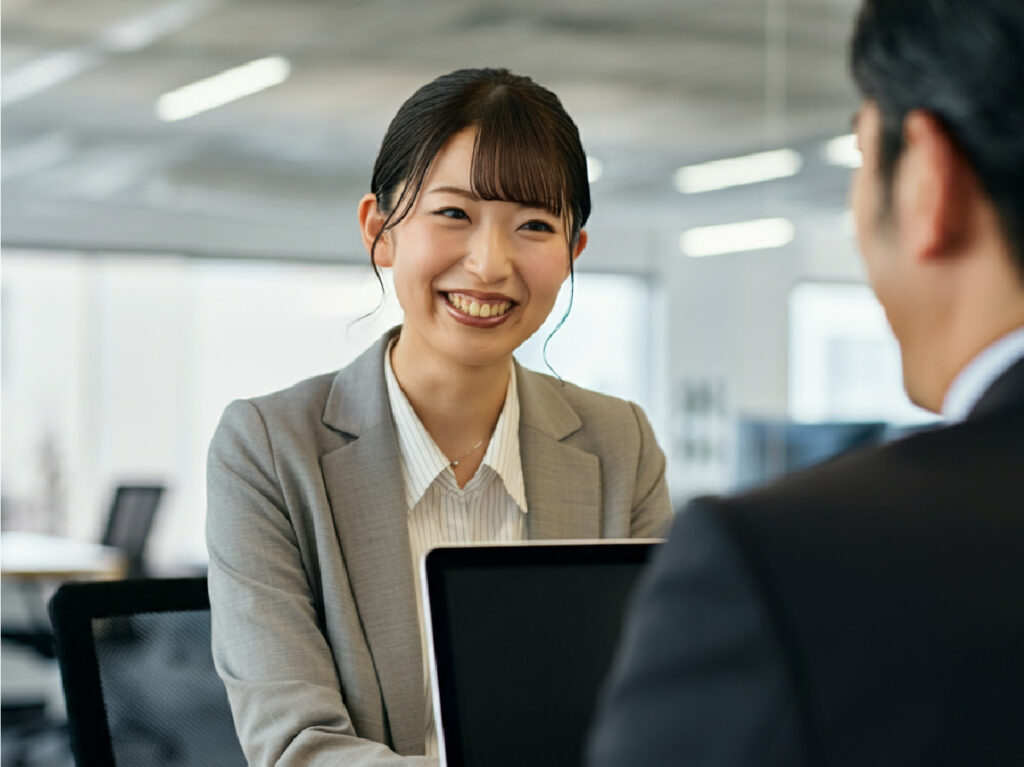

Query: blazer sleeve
left=206, top=400, right=437, bottom=767
left=627, top=402, right=673, bottom=538
left=587, top=500, right=803, bottom=767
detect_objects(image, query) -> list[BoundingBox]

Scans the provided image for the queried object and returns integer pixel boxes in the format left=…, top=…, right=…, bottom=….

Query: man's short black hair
left=851, top=0, right=1024, bottom=276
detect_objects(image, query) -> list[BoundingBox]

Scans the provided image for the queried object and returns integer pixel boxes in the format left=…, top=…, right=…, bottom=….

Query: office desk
left=2, top=533, right=126, bottom=760
left=1, top=532, right=126, bottom=581
left=2, top=531, right=125, bottom=662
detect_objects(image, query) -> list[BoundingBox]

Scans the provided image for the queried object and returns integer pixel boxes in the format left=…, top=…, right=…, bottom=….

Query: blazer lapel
left=517, top=365, right=603, bottom=539
left=319, top=328, right=424, bottom=755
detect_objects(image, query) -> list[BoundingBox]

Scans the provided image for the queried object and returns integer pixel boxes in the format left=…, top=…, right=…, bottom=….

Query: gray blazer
left=207, top=327, right=671, bottom=767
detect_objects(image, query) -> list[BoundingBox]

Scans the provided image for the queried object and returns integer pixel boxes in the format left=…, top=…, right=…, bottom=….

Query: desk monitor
left=422, top=541, right=659, bottom=767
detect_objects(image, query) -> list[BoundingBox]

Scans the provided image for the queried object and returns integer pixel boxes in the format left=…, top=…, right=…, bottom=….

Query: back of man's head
left=850, top=0, right=1024, bottom=278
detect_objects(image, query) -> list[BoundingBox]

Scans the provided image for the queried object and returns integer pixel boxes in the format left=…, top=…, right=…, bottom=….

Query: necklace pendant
left=448, top=436, right=486, bottom=470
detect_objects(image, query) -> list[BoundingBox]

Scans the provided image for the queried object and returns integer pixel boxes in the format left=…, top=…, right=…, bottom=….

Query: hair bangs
left=469, top=102, right=569, bottom=220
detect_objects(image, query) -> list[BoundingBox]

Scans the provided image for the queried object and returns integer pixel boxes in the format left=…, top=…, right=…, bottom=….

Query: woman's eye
left=521, top=220, right=555, bottom=233
left=435, top=207, right=468, bottom=220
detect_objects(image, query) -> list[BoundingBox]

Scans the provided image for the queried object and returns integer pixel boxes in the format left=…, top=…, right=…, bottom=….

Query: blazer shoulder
left=239, top=370, right=340, bottom=425
left=212, top=370, right=347, bottom=465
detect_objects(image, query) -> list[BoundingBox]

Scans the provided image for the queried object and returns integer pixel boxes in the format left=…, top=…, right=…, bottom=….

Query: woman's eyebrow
left=426, top=185, right=558, bottom=215
left=426, top=185, right=480, bottom=200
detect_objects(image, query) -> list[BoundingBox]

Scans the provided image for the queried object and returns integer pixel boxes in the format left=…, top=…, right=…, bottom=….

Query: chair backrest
left=48, top=578, right=246, bottom=767
left=101, top=485, right=164, bottom=577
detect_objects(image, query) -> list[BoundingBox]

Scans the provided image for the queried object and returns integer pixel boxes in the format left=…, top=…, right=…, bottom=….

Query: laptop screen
left=423, top=541, right=658, bottom=767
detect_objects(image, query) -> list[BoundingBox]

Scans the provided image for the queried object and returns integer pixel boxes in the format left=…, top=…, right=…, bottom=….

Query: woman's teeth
left=447, top=293, right=512, bottom=318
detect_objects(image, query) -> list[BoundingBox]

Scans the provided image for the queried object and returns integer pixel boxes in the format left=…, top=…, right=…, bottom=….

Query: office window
left=0, top=251, right=402, bottom=564
left=515, top=272, right=654, bottom=419
left=789, top=282, right=936, bottom=424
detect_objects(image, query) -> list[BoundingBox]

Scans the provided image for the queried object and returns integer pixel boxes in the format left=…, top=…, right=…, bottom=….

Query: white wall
left=2, top=255, right=91, bottom=538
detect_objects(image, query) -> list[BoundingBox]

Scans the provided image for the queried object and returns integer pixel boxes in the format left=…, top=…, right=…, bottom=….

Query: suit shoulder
left=217, top=370, right=340, bottom=440
left=710, top=411, right=1023, bottom=533
left=244, top=370, right=338, bottom=416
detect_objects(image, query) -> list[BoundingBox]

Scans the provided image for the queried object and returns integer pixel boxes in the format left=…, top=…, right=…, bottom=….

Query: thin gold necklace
left=449, top=437, right=486, bottom=468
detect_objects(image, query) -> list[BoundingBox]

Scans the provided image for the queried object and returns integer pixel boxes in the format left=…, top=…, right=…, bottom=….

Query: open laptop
left=421, top=540, right=659, bottom=767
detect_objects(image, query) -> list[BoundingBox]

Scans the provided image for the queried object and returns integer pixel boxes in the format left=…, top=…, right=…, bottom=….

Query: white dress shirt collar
left=942, top=325, right=1024, bottom=422
left=383, top=339, right=528, bottom=512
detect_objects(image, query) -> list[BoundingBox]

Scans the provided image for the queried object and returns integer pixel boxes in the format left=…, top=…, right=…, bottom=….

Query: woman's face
left=361, top=126, right=587, bottom=370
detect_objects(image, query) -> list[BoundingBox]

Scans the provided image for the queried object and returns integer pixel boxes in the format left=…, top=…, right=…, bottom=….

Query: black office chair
left=101, top=485, right=164, bottom=578
left=48, top=578, right=246, bottom=767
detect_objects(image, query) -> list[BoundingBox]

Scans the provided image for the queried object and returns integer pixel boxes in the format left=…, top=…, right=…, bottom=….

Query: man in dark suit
left=588, top=1, right=1024, bottom=765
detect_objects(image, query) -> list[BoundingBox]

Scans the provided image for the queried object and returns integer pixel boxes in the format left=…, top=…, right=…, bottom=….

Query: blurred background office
left=1, top=0, right=937, bottom=763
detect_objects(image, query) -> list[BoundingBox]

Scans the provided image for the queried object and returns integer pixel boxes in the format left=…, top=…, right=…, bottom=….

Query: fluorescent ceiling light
left=100, top=0, right=216, bottom=52
left=824, top=134, right=862, bottom=168
left=1, top=0, right=216, bottom=106
left=156, top=56, right=291, bottom=122
left=673, top=149, right=802, bottom=194
left=680, top=217, right=795, bottom=258
left=586, top=156, right=604, bottom=183
left=2, top=49, right=101, bottom=105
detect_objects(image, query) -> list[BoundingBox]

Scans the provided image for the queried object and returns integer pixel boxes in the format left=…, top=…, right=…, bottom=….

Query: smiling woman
left=205, top=68, right=671, bottom=767
left=360, top=126, right=586, bottom=401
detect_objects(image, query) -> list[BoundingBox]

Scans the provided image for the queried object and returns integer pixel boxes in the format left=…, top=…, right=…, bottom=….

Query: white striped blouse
left=383, top=341, right=527, bottom=757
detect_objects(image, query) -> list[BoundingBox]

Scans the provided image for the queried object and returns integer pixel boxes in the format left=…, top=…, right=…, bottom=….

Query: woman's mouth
left=442, top=291, right=516, bottom=325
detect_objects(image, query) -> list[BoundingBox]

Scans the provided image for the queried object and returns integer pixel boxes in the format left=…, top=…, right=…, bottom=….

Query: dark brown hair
left=369, top=67, right=590, bottom=269
left=851, top=0, right=1024, bottom=276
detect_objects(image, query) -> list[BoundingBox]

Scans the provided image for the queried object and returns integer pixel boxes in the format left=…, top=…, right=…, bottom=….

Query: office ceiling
left=1, top=0, right=862, bottom=261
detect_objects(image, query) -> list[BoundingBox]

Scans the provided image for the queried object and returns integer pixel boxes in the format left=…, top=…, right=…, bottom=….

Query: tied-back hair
left=850, top=0, right=1024, bottom=276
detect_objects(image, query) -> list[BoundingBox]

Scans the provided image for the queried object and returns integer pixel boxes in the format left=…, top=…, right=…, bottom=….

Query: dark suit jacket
left=588, top=357, right=1024, bottom=767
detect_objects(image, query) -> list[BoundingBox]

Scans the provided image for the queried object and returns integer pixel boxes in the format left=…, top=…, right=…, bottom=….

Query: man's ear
left=358, top=193, right=393, bottom=267
left=895, top=110, right=972, bottom=263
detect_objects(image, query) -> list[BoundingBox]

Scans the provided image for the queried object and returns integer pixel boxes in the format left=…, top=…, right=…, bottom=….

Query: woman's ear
left=571, top=229, right=589, bottom=267
left=358, top=193, right=393, bottom=267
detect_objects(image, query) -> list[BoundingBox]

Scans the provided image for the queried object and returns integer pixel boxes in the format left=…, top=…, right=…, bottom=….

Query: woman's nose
left=463, top=225, right=514, bottom=283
